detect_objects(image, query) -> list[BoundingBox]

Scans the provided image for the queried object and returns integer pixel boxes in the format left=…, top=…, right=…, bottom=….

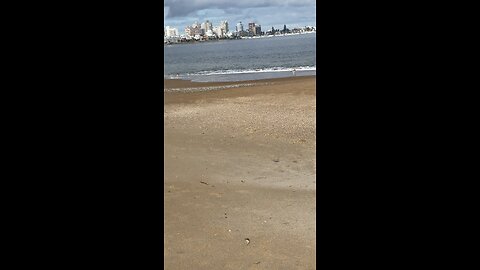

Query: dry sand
left=164, top=76, right=316, bottom=269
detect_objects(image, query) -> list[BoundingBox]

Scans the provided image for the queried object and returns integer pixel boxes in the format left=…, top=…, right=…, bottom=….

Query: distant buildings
left=247, top=22, right=262, bottom=36
left=248, top=22, right=255, bottom=34
left=164, top=26, right=180, bottom=43
left=220, top=21, right=229, bottom=33
left=255, top=25, right=262, bottom=36
left=164, top=26, right=178, bottom=37
left=215, top=20, right=229, bottom=38
left=213, top=26, right=223, bottom=38
left=201, top=20, right=213, bottom=32
left=185, top=21, right=204, bottom=39
left=164, top=19, right=315, bottom=44
left=236, top=21, right=244, bottom=33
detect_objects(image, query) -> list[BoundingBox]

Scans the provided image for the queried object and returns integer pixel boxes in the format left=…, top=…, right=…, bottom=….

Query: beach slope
left=164, top=76, right=316, bottom=269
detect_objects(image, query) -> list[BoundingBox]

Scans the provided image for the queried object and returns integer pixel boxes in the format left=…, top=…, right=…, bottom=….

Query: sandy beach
left=164, top=76, right=316, bottom=269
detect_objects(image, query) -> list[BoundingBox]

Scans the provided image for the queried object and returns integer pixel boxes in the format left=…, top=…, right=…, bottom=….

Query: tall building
left=215, top=26, right=228, bottom=38
left=254, top=25, right=262, bottom=36
left=236, top=21, right=243, bottom=33
left=184, top=26, right=194, bottom=37
left=248, top=22, right=255, bottom=34
left=201, top=20, right=212, bottom=32
left=165, top=26, right=178, bottom=37
left=220, top=20, right=229, bottom=34
left=186, top=22, right=204, bottom=37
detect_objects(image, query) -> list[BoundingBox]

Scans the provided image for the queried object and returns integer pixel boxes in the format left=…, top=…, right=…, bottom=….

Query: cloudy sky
left=164, top=0, right=316, bottom=34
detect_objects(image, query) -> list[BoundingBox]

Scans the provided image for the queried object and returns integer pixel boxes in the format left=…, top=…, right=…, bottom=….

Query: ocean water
left=164, top=33, right=316, bottom=82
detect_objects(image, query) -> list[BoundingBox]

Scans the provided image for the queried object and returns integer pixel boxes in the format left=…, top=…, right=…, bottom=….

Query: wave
left=167, top=66, right=316, bottom=77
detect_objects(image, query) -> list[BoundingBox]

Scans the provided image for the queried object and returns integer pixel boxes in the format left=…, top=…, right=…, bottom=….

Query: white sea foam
left=183, top=66, right=316, bottom=77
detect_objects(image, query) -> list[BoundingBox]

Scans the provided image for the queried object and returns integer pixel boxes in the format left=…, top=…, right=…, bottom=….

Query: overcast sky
left=164, top=0, right=316, bottom=34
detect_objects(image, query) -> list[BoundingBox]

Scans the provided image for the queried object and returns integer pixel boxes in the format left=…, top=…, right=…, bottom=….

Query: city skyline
left=164, top=18, right=315, bottom=44
left=164, top=0, right=316, bottom=35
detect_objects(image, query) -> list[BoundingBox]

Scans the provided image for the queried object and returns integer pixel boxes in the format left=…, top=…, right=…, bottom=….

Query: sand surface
left=164, top=76, right=316, bottom=269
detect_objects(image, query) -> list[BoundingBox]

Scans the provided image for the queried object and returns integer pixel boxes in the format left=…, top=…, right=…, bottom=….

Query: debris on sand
left=200, top=181, right=209, bottom=185
left=245, top=238, right=250, bottom=245
left=272, top=158, right=280, bottom=162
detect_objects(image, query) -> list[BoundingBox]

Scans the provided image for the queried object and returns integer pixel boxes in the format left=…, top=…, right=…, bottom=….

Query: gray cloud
left=164, top=0, right=316, bottom=34
left=164, top=0, right=315, bottom=18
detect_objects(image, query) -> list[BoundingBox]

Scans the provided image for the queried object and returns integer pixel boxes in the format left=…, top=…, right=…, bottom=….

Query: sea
left=164, top=33, right=316, bottom=82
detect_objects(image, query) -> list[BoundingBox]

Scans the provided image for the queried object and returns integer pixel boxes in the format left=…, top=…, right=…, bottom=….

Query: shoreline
left=164, top=75, right=316, bottom=90
left=164, top=69, right=316, bottom=83
left=164, top=75, right=316, bottom=104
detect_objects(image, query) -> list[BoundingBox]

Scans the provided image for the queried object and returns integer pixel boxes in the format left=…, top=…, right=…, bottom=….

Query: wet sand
left=164, top=76, right=316, bottom=269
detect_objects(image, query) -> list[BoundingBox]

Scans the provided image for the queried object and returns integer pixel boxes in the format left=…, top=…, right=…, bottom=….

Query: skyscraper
left=248, top=22, right=255, bottom=35
left=184, top=26, right=194, bottom=37
left=165, top=26, right=178, bottom=37
left=220, top=20, right=229, bottom=34
left=201, top=20, right=212, bottom=32
left=254, top=25, right=262, bottom=36
left=236, top=21, right=243, bottom=33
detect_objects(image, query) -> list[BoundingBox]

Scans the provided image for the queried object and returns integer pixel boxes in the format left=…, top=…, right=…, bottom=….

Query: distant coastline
left=164, top=30, right=316, bottom=46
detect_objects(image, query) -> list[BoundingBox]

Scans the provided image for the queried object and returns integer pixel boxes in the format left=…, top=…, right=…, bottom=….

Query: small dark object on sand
left=200, top=181, right=209, bottom=185
left=245, top=238, right=250, bottom=245
left=272, top=158, right=280, bottom=162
